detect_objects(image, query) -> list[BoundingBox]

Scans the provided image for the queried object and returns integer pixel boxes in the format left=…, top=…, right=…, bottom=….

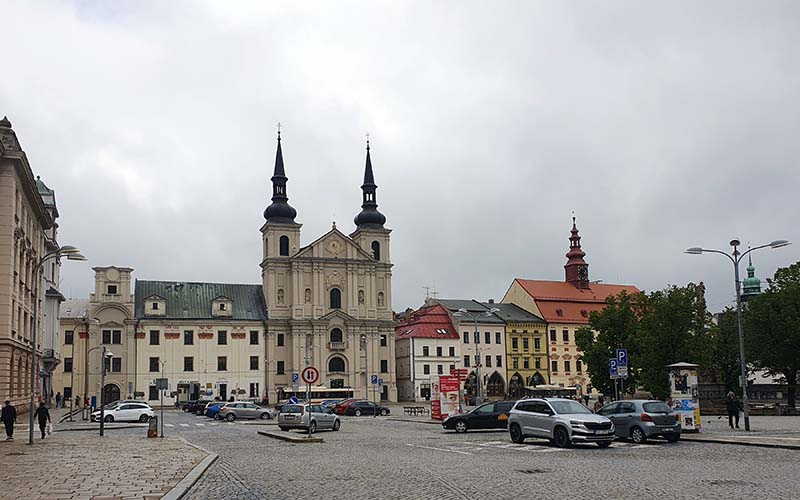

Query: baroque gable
left=293, top=227, right=377, bottom=262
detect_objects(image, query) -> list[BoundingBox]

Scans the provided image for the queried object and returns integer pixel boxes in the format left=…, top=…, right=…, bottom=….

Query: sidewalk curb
left=681, top=435, right=800, bottom=450
left=161, top=438, right=219, bottom=500
left=54, top=424, right=146, bottom=433
left=385, top=418, right=440, bottom=425
left=258, top=430, right=324, bottom=443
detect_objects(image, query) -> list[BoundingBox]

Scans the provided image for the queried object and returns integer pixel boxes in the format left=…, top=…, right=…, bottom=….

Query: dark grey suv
left=597, top=400, right=681, bottom=443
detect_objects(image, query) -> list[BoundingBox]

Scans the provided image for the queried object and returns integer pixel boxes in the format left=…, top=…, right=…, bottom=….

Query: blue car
left=206, top=403, right=224, bottom=419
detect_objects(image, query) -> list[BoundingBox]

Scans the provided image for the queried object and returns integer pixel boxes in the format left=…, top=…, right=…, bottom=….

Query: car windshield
left=550, top=401, right=592, bottom=415
left=643, top=402, right=672, bottom=413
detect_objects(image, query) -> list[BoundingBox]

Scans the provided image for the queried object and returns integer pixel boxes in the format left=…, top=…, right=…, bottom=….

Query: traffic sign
left=371, top=374, right=378, bottom=385
left=609, top=359, right=619, bottom=379
left=618, top=366, right=628, bottom=378
left=301, top=366, right=319, bottom=384
left=378, top=378, right=384, bottom=386
left=616, top=349, right=628, bottom=367
left=292, top=373, right=299, bottom=383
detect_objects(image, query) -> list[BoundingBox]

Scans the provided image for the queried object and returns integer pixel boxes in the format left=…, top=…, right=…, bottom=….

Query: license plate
left=660, top=427, right=673, bottom=431
left=595, top=429, right=612, bottom=435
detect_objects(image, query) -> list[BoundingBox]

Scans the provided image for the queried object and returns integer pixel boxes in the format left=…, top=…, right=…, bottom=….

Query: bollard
left=148, top=416, right=158, bottom=438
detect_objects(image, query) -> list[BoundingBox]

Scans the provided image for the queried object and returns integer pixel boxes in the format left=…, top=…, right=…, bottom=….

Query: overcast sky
left=3, top=0, right=798, bottom=313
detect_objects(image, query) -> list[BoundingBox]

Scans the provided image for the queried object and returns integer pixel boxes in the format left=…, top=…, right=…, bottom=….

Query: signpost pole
left=307, top=382, right=311, bottom=439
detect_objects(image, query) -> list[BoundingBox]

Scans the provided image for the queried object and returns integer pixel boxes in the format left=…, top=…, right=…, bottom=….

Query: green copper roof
left=742, top=256, right=761, bottom=297
left=134, top=280, right=267, bottom=320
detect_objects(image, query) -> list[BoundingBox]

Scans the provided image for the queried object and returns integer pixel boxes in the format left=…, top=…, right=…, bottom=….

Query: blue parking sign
left=292, top=373, right=299, bottom=383
left=371, top=374, right=378, bottom=385
left=378, top=378, right=384, bottom=386
left=616, top=348, right=628, bottom=367
left=609, top=359, right=619, bottom=378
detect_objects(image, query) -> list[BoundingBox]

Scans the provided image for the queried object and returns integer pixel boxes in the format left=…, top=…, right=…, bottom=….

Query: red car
left=332, top=399, right=365, bottom=415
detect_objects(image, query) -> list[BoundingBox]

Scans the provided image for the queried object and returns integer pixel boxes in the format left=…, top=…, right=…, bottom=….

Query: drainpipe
left=133, top=319, right=140, bottom=398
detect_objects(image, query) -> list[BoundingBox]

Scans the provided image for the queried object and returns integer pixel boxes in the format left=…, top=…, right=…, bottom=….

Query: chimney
left=488, top=298, right=494, bottom=304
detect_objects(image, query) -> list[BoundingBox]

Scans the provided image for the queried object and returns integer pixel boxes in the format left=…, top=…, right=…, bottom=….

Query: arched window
left=330, top=288, right=341, bottom=309
left=279, top=235, right=290, bottom=256
left=328, top=356, right=346, bottom=373
left=371, top=241, right=380, bottom=260
left=329, top=328, right=343, bottom=343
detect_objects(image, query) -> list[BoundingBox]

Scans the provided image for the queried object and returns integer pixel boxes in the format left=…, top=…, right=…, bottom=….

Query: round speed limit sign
left=301, top=366, right=320, bottom=385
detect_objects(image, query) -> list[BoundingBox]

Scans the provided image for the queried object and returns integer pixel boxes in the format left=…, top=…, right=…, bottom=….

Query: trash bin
left=148, top=416, right=158, bottom=438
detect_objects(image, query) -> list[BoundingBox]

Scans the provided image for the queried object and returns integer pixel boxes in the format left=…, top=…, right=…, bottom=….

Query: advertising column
left=430, top=375, right=441, bottom=420
left=667, top=362, right=701, bottom=431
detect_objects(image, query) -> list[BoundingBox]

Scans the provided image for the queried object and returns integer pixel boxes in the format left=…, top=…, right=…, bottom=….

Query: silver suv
left=217, top=401, right=272, bottom=421
left=508, top=398, right=615, bottom=448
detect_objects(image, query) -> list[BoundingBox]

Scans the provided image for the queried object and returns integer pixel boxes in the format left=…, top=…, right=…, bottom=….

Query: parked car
left=442, top=401, right=515, bottom=433
left=217, top=401, right=272, bottom=421
left=343, top=400, right=390, bottom=417
left=182, top=400, right=197, bottom=412
left=102, top=399, right=147, bottom=411
left=91, top=402, right=154, bottom=423
left=507, top=398, right=615, bottom=448
left=189, top=400, right=217, bottom=416
left=206, top=402, right=224, bottom=419
left=275, top=399, right=308, bottom=412
left=332, top=399, right=364, bottom=415
left=278, top=404, right=341, bottom=433
left=597, top=400, right=681, bottom=443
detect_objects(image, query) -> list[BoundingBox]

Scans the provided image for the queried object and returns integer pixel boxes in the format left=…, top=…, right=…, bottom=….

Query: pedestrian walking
left=75, top=395, right=81, bottom=408
left=33, top=402, right=51, bottom=439
left=55, top=392, right=62, bottom=408
left=726, top=391, right=741, bottom=429
left=2, top=400, right=16, bottom=440
left=593, top=396, right=605, bottom=413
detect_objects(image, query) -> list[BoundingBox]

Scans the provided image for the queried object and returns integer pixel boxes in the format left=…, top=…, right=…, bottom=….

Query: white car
left=92, top=402, right=154, bottom=423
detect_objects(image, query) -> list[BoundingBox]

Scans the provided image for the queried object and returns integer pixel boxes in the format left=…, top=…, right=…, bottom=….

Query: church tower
left=564, top=217, right=589, bottom=289
left=261, top=131, right=301, bottom=317
left=350, top=139, right=391, bottom=268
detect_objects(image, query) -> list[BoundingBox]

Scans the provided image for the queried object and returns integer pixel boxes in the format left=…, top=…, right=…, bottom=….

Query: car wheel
left=226, top=414, right=236, bottom=422
left=631, top=427, right=647, bottom=444
left=380, top=409, right=389, bottom=416
left=597, top=441, right=612, bottom=448
left=309, top=421, right=317, bottom=434
left=260, top=413, right=270, bottom=420
left=666, top=434, right=680, bottom=443
left=354, top=409, right=362, bottom=417
left=454, top=421, right=468, bottom=434
left=213, top=413, right=221, bottom=420
left=139, top=414, right=149, bottom=423
left=553, top=427, right=571, bottom=448
left=333, top=419, right=341, bottom=431
left=104, top=415, right=114, bottom=423
left=509, top=424, right=525, bottom=444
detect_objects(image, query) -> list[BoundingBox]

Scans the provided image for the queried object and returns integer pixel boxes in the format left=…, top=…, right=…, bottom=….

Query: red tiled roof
left=395, top=304, right=459, bottom=339
left=514, top=279, right=641, bottom=324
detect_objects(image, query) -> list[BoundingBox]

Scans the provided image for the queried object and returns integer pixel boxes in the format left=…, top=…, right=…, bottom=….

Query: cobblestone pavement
left=0, top=430, right=206, bottom=500
left=698, top=415, right=800, bottom=435
left=120, top=410, right=800, bottom=500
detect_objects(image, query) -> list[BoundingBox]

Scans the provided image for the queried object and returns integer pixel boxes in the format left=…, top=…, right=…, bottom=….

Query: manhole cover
left=517, top=469, right=548, bottom=474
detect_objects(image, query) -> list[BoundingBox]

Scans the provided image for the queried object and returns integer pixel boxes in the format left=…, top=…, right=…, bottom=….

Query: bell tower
left=564, top=216, right=589, bottom=289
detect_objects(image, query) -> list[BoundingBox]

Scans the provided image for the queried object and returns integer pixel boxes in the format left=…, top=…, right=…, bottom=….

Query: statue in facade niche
left=277, top=289, right=284, bottom=305
left=305, top=288, right=312, bottom=304
left=377, top=292, right=384, bottom=307
left=358, top=290, right=365, bottom=305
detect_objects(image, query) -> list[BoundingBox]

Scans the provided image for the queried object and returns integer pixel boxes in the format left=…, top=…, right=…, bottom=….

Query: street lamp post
left=454, top=307, right=499, bottom=406
left=28, top=246, right=86, bottom=445
left=685, top=238, right=791, bottom=432
left=99, top=347, right=113, bottom=436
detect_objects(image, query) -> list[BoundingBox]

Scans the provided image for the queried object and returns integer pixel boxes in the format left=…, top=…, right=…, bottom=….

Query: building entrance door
left=102, top=384, right=120, bottom=405
left=219, top=383, right=227, bottom=401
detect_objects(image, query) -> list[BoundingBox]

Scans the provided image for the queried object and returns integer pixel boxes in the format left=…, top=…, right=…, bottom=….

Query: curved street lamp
left=684, top=238, right=791, bottom=431
left=453, top=307, right=500, bottom=406
left=28, top=246, right=87, bottom=445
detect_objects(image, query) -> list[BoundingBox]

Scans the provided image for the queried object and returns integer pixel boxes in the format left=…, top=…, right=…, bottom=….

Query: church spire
left=354, top=136, right=386, bottom=229
left=263, top=129, right=297, bottom=223
left=742, top=246, right=762, bottom=301
left=564, top=215, right=589, bottom=288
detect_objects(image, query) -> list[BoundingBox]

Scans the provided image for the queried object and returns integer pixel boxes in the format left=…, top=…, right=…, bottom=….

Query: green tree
left=744, top=261, right=800, bottom=408
left=575, top=291, right=642, bottom=398
left=702, top=308, right=742, bottom=394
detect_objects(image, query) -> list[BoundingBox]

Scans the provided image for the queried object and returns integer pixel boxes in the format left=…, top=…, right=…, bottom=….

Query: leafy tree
left=575, top=291, right=642, bottom=398
left=744, top=261, right=800, bottom=408
left=701, top=308, right=742, bottom=394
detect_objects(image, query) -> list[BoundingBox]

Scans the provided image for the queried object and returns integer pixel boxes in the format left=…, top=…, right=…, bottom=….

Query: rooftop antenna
left=423, top=286, right=432, bottom=300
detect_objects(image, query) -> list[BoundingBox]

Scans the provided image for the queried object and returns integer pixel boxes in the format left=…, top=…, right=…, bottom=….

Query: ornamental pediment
left=294, top=228, right=376, bottom=262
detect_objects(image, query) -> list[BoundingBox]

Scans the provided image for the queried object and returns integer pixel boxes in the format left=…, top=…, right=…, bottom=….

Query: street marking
left=196, top=423, right=205, bottom=426
left=165, top=424, right=175, bottom=427
left=405, top=443, right=473, bottom=455
left=179, top=423, right=190, bottom=427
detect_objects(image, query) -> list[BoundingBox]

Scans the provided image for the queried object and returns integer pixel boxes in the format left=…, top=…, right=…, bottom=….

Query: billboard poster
left=439, top=376, right=461, bottom=419
left=668, top=363, right=701, bottom=431
left=430, top=376, right=441, bottom=420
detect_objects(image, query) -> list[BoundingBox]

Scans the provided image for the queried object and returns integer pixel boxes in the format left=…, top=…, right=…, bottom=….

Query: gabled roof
left=512, top=279, right=640, bottom=324
left=294, top=226, right=376, bottom=262
left=60, top=299, right=89, bottom=320
left=479, top=302, right=545, bottom=324
left=434, top=299, right=506, bottom=324
left=134, top=280, right=267, bottom=321
left=395, top=304, right=459, bottom=339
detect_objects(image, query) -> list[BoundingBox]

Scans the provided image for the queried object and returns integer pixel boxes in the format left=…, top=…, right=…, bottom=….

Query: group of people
left=2, top=400, right=52, bottom=441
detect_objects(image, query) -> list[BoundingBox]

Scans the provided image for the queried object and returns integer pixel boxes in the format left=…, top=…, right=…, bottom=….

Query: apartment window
left=111, top=358, right=121, bottom=372
left=104, top=357, right=111, bottom=373
left=449, top=346, right=455, bottom=357
left=550, top=329, right=556, bottom=342
left=250, top=356, right=259, bottom=370
left=422, top=346, right=429, bottom=356
left=436, top=346, right=442, bottom=357
left=535, top=358, right=541, bottom=369
left=493, top=332, right=499, bottom=344
left=423, top=364, right=430, bottom=375
left=63, top=357, right=72, bottom=373
left=437, top=365, right=443, bottom=375
left=523, top=358, right=530, bottom=369
left=149, top=357, right=159, bottom=372
left=523, top=338, right=529, bottom=350
left=277, top=333, right=285, bottom=347
left=64, top=387, right=72, bottom=399
left=463, top=355, right=470, bottom=367
left=218, top=331, right=227, bottom=345
left=184, top=357, right=194, bottom=372
left=218, top=356, right=227, bottom=371
left=496, top=355, right=502, bottom=368
left=474, top=331, right=480, bottom=344
left=149, top=330, right=160, bottom=345
left=512, top=357, right=519, bottom=369
left=276, top=360, right=285, bottom=375
left=148, top=386, right=158, bottom=401
left=65, top=330, right=74, bottom=345
left=380, top=335, right=387, bottom=347
left=250, top=331, right=259, bottom=345
left=551, top=360, right=558, bottom=372
left=107, top=284, right=117, bottom=295
left=463, top=332, right=469, bottom=344
left=577, top=360, right=583, bottom=372
left=512, top=338, right=518, bottom=350
left=102, top=330, right=111, bottom=344
left=485, top=355, right=492, bottom=368
left=184, top=330, right=194, bottom=345
left=380, top=359, right=388, bottom=373
left=449, top=364, right=456, bottom=373
left=562, top=330, right=569, bottom=342
left=485, top=332, right=491, bottom=344
left=534, top=338, right=541, bottom=350
left=564, top=360, right=571, bottom=372
left=113, top=330, right=121, bottom=344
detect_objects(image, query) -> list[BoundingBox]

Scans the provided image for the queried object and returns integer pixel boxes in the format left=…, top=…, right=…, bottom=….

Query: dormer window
left=212, top=296, right=233, bottom=317
left=144, top=295, right=166, bottom=317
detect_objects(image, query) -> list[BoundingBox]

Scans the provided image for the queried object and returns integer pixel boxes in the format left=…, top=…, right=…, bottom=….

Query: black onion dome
left=354, top=142, right=386, bottom=228
left=264, top=133, right=297, bottom=223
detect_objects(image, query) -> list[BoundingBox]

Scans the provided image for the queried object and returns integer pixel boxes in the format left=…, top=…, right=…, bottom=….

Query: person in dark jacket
left=2, top=401, right=16, bottom=440
left=33, top=402, right=51, bottom=439
left=726, top=391, right=740, bottom=429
